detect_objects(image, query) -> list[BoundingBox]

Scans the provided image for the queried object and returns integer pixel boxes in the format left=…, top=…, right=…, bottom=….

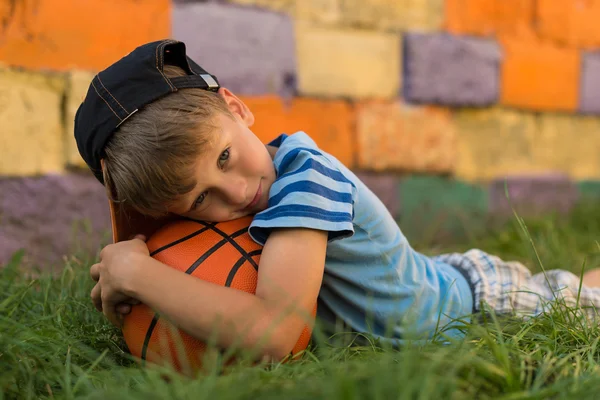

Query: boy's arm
left=126, top=227, right=327, bottom=360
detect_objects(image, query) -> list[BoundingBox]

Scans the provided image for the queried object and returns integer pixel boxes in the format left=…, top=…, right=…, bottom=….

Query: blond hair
left=102, top=65, right=233, bottom=218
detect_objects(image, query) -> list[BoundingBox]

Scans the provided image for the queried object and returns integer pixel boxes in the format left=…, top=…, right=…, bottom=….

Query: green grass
left=2, top=201, right=600, bottom=399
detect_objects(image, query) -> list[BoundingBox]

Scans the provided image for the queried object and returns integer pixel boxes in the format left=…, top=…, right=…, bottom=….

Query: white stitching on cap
left=97, top=74, right=129, bottom=114
left=156, top=40, right=176, bottom=91
left=91, top=79, right=122, bottom=121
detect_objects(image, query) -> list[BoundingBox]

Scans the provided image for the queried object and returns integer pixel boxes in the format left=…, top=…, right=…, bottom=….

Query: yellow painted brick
left=356, top=101, right=455, bottom=173
left=228, top=0, right=341, bottom=24
left=295, top=0, right=341, bottom=25
left=339, top=0, right=444, bottom=32
left=0, top=66, right=65, bottom=176
left=227, top=0, right=442, bottom=31
left=454, top=108, right=546, bottom=182
left=65, top=70, right=95, bottom=168
left=535, top=114, right=600, bottom=180
left=295, top=23, right=400, bottom=98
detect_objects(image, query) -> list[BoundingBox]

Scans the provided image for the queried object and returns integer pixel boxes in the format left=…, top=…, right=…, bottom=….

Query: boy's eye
left=218, top=149, right=230, bottom=168
left=194, top=191, right=207, bottom=208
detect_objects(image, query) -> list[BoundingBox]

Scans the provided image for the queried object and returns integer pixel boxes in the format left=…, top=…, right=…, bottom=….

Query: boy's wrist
left=122, top=252, right=154, bottom=298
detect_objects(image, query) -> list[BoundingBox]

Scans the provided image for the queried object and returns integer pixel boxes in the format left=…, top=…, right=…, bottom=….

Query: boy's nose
left=222, top=179, right=248, bottom=206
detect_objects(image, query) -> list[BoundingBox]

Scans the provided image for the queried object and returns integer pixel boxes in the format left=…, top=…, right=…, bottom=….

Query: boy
left=75, top=40, right=600, bottom=361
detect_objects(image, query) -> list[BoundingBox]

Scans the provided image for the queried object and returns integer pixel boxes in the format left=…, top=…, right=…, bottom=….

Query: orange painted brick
left=238, top=96, right=287, bottom=144
left=0, top=0, right=170, bottom=71
left=446, top=0, right=534, bottom=36
left=355, top=101, right=455, bottom=174
left=241, top=96, right=356, bottom=167
left=537, top=0, right=600, bottom=48
left=285, top=99, right=356, bottom=167
left=499, top=32, right=581, bottom=112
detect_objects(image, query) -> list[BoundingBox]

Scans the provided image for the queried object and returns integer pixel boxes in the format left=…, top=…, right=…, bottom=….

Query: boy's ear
left=218, top=87, right=254, bottom=127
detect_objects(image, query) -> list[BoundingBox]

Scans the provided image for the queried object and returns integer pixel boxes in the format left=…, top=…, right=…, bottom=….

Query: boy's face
left=168, top=88, right=277, bottom=222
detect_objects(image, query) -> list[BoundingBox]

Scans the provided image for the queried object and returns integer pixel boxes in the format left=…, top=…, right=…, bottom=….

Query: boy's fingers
left=90, top=284, right=102, bottom=312
left=90, top=263, right=100, bottom=282
left=104, top=304, right=122, bottom=328
left=130, top=234, right=147, bottom=242
left=116, top=298, right=140, bottom=306
left=116, top=303, right=131, bottom=315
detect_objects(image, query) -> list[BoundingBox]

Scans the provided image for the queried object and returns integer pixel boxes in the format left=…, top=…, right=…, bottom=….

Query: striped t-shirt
left=248, top=132, right=473, bottom=344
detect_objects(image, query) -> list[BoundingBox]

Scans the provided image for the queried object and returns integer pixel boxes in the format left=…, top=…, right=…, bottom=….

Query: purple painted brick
left=579, top=52, right=600, bottom=114
left=403, top=33, right=501, bottom=106
left=0, top=173, right=112, bottom=269
left=172, top=2, right=297, bottom=96
left=354, top=171, right=400, bottom=218
left=489, top=173, right=579, bottom=217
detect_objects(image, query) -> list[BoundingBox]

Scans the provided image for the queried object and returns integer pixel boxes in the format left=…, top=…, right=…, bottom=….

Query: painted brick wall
left=2, top=0, right=600, bottom=267
left=0, top=67, right=65, bottom=176
left=0, top=0, right=170, bottom=71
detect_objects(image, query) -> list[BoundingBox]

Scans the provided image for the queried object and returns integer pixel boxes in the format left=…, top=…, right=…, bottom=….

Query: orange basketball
left=122, top=216, right=316, bottom=374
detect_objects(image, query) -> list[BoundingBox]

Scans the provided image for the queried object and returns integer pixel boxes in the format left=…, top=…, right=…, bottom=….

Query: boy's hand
left=90, top=234, right=149, bottom=327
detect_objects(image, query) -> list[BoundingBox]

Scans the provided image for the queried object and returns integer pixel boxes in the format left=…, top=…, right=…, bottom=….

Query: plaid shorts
left=433, top=249, right=600, bottom=322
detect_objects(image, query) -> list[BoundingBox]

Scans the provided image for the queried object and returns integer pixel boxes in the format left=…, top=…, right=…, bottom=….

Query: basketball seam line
left=224, top=249, right=262, bottom=287
left=150, top=224, right=212, bottom=257
left=205, top=224, right=259, bottom=270
left=142, top=234, right=232, bottom=362
left=141, top=316, right=159, bottom=364
left=141, top=224, right=251, bottom=362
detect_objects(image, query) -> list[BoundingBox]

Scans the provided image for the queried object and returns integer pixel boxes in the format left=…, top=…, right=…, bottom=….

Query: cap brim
left=101, top=159, right=179, bottom=243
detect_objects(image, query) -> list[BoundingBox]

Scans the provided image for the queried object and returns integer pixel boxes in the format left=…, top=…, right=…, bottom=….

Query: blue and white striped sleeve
left=248, top=138, right=356, bottom=245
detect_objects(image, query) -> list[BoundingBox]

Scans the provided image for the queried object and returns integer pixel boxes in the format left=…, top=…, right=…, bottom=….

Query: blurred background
left=1, top=0, right=600, bottom=269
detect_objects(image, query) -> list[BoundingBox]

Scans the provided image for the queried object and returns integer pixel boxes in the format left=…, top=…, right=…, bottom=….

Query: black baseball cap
left=74, top=39, right=220, bottom=184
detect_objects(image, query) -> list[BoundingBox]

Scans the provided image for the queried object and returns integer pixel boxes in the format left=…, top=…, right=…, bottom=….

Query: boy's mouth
left=243, top=181, right=262, bottom=212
